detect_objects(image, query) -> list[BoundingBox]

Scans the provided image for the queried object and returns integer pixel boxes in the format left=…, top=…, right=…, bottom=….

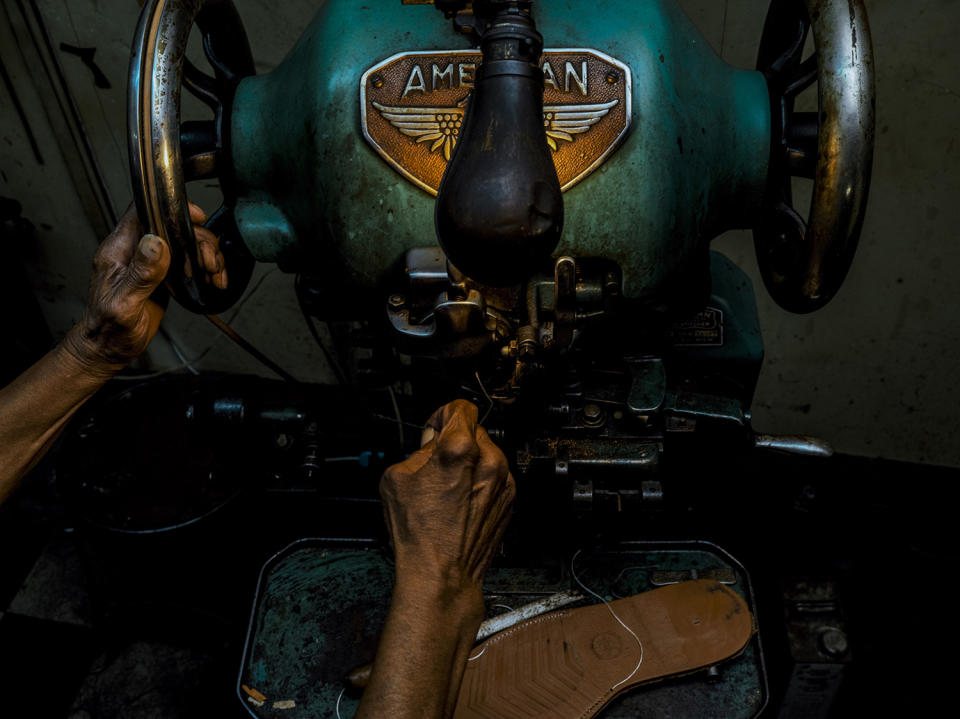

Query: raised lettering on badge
left=361, top=49, right=632, bottom=195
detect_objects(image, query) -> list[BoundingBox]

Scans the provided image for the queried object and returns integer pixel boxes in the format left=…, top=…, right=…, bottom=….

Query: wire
left=297, top=292, right=348, bottom=385
left=467, top=646, right=487, bottom=662
left=370, top=412, right=428, bottom=432
left=387, top=385, right=405, bottom=448
left=474, top=371, right=494, bottom=424
left=570, top=550, right=644, bottom=691
left=159, top=326, right=199, bottom=375
left=204, top=314, right=299, bottom=384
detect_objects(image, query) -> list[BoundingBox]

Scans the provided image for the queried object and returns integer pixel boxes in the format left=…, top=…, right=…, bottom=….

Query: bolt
left=275, top=433, right=290, bottom=449
left=388, top=294, right=406, bottom=309
left=819, top=628, right=849, bottom=658
left=582, top=404, right=604, bottom=425
left=605, top=70, right=619, bottom=84
left=370, top=74, right=384, bottom=88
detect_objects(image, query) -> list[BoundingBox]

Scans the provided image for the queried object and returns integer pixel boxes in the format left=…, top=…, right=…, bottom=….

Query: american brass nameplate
left=360, top=49, right=632, bottom=195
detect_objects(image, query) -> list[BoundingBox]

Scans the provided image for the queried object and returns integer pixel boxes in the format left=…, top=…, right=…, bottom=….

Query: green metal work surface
left=238, top=540, right=767, bottom=718
left=229, top=0, right=770, bottom=300
left=238, top=540, right=393, bottom=718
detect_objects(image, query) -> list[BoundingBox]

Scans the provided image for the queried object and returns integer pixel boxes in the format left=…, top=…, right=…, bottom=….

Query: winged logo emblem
left=372, top=98, right=620, bottom=160
left=361, top=49, right=632, bottom=194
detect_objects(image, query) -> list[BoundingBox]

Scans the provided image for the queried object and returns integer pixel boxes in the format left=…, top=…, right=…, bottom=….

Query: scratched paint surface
left=240, top=543, right=765, bottom=718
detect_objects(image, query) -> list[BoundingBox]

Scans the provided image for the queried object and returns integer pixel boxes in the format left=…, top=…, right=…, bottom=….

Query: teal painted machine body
left=230, top=0, right=770, bottom=301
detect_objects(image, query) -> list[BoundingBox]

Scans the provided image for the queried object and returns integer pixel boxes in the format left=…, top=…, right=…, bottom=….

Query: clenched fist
left=357, top=401, right=515, bottom=719
left=380, top=400, right=516, bottom=601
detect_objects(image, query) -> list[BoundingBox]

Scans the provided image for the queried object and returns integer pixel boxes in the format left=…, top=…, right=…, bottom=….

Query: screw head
left=388, top=294, right=406, bottom=309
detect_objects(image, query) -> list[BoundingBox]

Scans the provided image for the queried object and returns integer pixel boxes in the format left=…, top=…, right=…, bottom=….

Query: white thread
left=467, top=646, right=487, bottom=662
left=335, top=687, right=345, bottom=719
left=387, top=385, right=405, bottom=447
left=474, top=372, right=494, bottom=424
left=491, top=604, right=515, bottom=613
left=570, top=549, right=644, bottom=691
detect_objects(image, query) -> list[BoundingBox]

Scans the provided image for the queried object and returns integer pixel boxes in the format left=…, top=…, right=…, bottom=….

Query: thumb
left=122, top=234, right=170, bottom=301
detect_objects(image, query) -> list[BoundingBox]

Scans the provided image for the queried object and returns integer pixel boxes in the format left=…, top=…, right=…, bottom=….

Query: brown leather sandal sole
left=454, top=579, right=753, bottom=719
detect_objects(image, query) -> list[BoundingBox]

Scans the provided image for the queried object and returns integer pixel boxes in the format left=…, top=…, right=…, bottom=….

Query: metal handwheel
left=129, top=0, right=256, bottom=314
left=755, top=0, right=875, bottom=313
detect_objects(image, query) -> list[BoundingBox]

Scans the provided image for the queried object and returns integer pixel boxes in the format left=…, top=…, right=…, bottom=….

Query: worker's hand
left=61, top=203, right=214, bottom=376
left=380, top=400, right=515, bottom=603
left=190, top=204, right=228, bottom=290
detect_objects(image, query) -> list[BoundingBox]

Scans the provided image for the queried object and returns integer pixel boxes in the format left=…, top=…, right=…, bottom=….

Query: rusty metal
left=129, top=0, right=255, bottom=313
left=755, top=0, right=875, bottom=313
left=361, top=48, right=631, bottom=195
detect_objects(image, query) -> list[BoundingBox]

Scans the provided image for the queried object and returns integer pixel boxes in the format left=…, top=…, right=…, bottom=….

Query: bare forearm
left=0, top=333, right=111, bottom=504
left=356, top=579, right=484, bottom=719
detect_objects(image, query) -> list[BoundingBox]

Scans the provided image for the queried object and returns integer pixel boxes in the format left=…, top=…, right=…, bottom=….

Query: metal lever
left=753, top=433, right=833, bottom=458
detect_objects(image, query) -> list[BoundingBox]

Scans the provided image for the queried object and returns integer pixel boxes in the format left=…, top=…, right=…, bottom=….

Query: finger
left=474, top=427, right=510, bottom=493
left=420, top=425, right=436, bottom=447
left=197, top=239, right=220, bottom=275
left=464, top=428, right=512, bottom=553
left=433, top=401, right=481, bottom=467
left=426, top=399, right=479, bottom=435
left=485, top=476, right=516, bottom=551
left=194, top=226, right=222, bottom=273
left=188, top=202, right=208, bottom=224
left=475, top=426, right=508, bottom=474
left=211, top=266, right=228, bottom=290
left=94, top=204, right=145, bottom=269
left=468, top=473, right=516, bottom=579
left=121, top=234, right=171, bottom=303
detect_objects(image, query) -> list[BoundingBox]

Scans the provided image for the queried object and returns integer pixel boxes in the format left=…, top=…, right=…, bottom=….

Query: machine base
left=238, top=539, right=768, bottom=718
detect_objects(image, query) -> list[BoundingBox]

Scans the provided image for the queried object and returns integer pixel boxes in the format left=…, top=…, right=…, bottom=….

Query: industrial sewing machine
left=76, top=0, right=876, bottom=716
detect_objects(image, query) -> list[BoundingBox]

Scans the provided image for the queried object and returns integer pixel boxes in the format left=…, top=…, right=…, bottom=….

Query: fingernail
left=420, top=426, right=436, bottom=447
left=139, top=234, right=164, bottom=259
